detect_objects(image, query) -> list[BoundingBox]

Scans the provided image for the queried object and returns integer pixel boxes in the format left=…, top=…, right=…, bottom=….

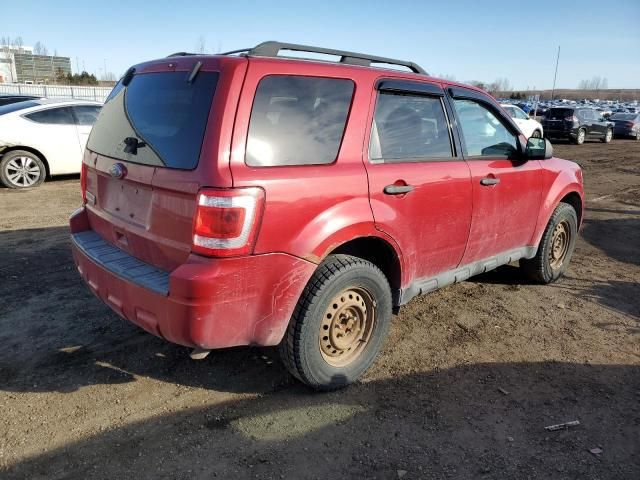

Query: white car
left=500, top=103, right=543, bottom=139
left=0, top=99, right=102, bottom=188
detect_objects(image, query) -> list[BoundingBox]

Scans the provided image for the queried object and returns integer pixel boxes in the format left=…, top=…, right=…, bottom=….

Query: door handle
left=480, top=177, right=500, bottom=186
left=384, top=184, right=414, bottom=195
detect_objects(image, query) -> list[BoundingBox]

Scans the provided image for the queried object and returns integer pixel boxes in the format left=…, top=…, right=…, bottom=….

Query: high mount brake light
left=192, top=187, right=265, bottom=257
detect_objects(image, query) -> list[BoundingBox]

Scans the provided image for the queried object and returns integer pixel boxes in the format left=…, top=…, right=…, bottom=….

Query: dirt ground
left=0, top=140, right=638, bottom=479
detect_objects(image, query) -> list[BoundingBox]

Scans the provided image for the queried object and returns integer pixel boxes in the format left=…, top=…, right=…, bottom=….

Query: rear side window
left=246, top=76, right=354, bottom=167
left=25, top=107, right=75, bottom=125
left=87, top=71, right=218, bottom=169
left=370, top=92, right=452, bottom=161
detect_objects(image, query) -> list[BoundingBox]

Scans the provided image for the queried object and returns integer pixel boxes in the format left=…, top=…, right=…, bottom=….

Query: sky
left=2, top=0, right=639, bottom=90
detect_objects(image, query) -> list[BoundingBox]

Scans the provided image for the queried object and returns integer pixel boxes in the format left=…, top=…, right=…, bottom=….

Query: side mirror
left=525, top=137, right=553, bottom=160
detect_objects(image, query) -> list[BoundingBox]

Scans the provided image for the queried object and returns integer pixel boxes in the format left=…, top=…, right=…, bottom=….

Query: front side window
left=25, top=107, right=75, bottom=125
left=246, top=75, right=354, bottom=167
left=72, top=105, right=101, bottom=126
left=370, top=91, right=452, bottom=161
left=453, top=99, right=517, bottom=157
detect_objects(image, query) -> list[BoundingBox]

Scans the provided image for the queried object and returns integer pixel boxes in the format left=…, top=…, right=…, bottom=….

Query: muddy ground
left=0, top=141, right=638, bottom=479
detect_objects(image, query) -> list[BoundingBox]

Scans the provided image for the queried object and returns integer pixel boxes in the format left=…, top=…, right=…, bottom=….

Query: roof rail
left=166, top=52, right=196, bottom=57
left=223, top=41, right=427, bottom=75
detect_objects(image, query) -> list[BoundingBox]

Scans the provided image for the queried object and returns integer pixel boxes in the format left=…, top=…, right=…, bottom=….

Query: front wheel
left=279, top=254, right=392, bottom=391
left=531, top=129, right=542, bottom=139
left=520, top=203, right=578, bottom=284
left=0, top=150, right=46, bottom=189
left=601, top=128, right=613, bottom=143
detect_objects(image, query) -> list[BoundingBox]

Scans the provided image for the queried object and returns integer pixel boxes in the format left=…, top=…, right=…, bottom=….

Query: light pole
left=551, top=46, right=560, bottom=101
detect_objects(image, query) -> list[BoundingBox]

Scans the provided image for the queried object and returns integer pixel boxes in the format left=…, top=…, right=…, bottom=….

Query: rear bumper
left=70, top=207, right=316, bottom=349
left=544, top=130, right=576, bottom=140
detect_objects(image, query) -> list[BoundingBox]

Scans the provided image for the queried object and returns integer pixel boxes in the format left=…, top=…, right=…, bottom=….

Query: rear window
left=547, top=108, right=574, bottom=120
left=87, top=71, right=218, bottom=169
left=610, top=113, right=636, bottom=120
left=246, top=75, right=354, bottom=167
left=0, top=100, right=40, bottom=115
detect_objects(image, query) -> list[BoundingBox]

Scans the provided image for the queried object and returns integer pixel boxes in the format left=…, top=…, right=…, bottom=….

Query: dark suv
left=542, top=107, right=613, bottom=144
left=70, top=42, right=584, bottom=390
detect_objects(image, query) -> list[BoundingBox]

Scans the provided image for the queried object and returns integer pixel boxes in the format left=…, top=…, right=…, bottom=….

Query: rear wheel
left=634, top=130, right=639, bottom=141
left=520, top=203, right=578, bottom=284
left=574, top=128, right=586, bottom=145
left=601, top=128, right=613, bottom=143
left=0, top=150, right=46, bottom=189
left=279, top=254, right=392, bottom=391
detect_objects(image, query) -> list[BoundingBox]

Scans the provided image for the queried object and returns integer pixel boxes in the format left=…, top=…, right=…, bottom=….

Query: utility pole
left=551, top=45, right=560, bottom=101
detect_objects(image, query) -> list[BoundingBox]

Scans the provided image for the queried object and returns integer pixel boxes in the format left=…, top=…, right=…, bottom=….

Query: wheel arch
left=0, top=146, right=50, bottom=178
left=559, top=191, right=583, bottom=226
left=326, top=235, right=403, bottom=306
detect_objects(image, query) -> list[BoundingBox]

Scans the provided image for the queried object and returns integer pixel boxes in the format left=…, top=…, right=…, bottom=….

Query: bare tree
left=438, top=73, right=456, bottom=81
left=578, top=76, right=609, bottom=90
left=33, top=41, right=48, bottom=55
left=196, top=35, right=206, bottom=54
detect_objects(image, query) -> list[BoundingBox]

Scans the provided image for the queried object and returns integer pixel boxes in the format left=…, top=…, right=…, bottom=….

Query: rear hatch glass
left=547, top=108, right=574, bottom=120
left=87, top=71, right=219, bottom=169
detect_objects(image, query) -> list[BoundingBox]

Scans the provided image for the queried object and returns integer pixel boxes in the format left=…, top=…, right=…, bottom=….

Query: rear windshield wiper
left=123, top=136, right=146, bottom=155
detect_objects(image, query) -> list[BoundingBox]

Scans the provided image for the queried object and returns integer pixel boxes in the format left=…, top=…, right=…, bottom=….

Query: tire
left=573, top=128, right=586, bottom=145
left=520, top=203, right=578, bottom=284
left=635, top=130, right=640, bottom=141
left=279, top=254, right=392, bottom=391
left=0, top=150, right=46, bottom=189
left=531, top=129, right=542, bottom=138
left=601, top=128, right=613, bottom=143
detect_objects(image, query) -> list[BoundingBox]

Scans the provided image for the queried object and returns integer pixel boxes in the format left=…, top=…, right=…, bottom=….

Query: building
left=0, top=45, right=71, bottom=84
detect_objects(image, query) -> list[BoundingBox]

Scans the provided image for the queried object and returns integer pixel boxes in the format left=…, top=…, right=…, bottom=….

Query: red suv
left=70, top=42, right=584, bottom=390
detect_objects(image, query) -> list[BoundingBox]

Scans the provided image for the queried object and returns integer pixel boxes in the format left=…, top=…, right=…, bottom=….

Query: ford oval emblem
left=109, top=163, right=127, bottom=179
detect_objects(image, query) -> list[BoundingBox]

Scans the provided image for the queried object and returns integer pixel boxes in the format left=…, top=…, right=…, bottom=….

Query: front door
left=365, top=80, right=472, bottom=283
left=448, top=90, right=542, bottom=264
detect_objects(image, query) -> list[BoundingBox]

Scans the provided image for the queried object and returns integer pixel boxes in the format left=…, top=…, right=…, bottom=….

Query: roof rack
left=221, top=41, right=427, bottom=75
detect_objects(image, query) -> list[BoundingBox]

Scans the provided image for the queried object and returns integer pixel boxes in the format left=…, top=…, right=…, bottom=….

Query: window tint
left=25, top=107, right=75, bottom=125
left=0, top=100, right=40, bottom=115
left=513, top=107, right=529, bottom=120
left=87, top=71, right=218, bottom=169
left=579, top=109, right=593, bottom=120
left=246, top=76, right=354, bottom=167
left=370, top=92, right=452, bottom=161
left=547, top=108, right=574, bottom=120
left=72, top=105, right=101, bottom=125
left=453, top=99, right=517, bottom=157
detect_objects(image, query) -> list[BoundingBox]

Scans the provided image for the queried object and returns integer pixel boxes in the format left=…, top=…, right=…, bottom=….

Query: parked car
left=0, top=99, right=102, bottom=188
left=609, top=113, right=640, bottom=140
left=542, top=107, right=613, bottom=144
left=0, top=94, right=41, bottom=106
left=70, top=41, right=584, bottom=390
left=501, top=103, right=543, bottom=138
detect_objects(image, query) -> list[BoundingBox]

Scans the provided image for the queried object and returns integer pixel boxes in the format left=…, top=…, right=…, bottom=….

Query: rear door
left=83, top=62, right=228, bottom=271
left=364, top=79, right=472, bottom=281
left=448, top=87, right=542, bottom=264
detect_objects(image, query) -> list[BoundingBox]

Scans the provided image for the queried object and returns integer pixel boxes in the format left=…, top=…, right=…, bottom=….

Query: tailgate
left=81, top=60, right=229, bottom=271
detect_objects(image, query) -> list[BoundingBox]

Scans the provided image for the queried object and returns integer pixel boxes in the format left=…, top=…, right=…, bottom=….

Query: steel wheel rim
left=4, top=156, right=41, bottom=187
left=532, top=130, right=541, bottom=138
left=578, top=130, right=585, bottom=143
left=606, top=129, right=612, bottom=141
left=549, top=220, right=571, bottom=269
left=319, top=287, right=376, bottom=367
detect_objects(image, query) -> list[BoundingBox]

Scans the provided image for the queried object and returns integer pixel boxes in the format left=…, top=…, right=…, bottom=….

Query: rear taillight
left=80, top=162, right=87, bottom=204
left=625, top=121, right=635, bottom=128
left=565, top=115, right=578, bottom=122
left=192, top=187, right=265, bottom=257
